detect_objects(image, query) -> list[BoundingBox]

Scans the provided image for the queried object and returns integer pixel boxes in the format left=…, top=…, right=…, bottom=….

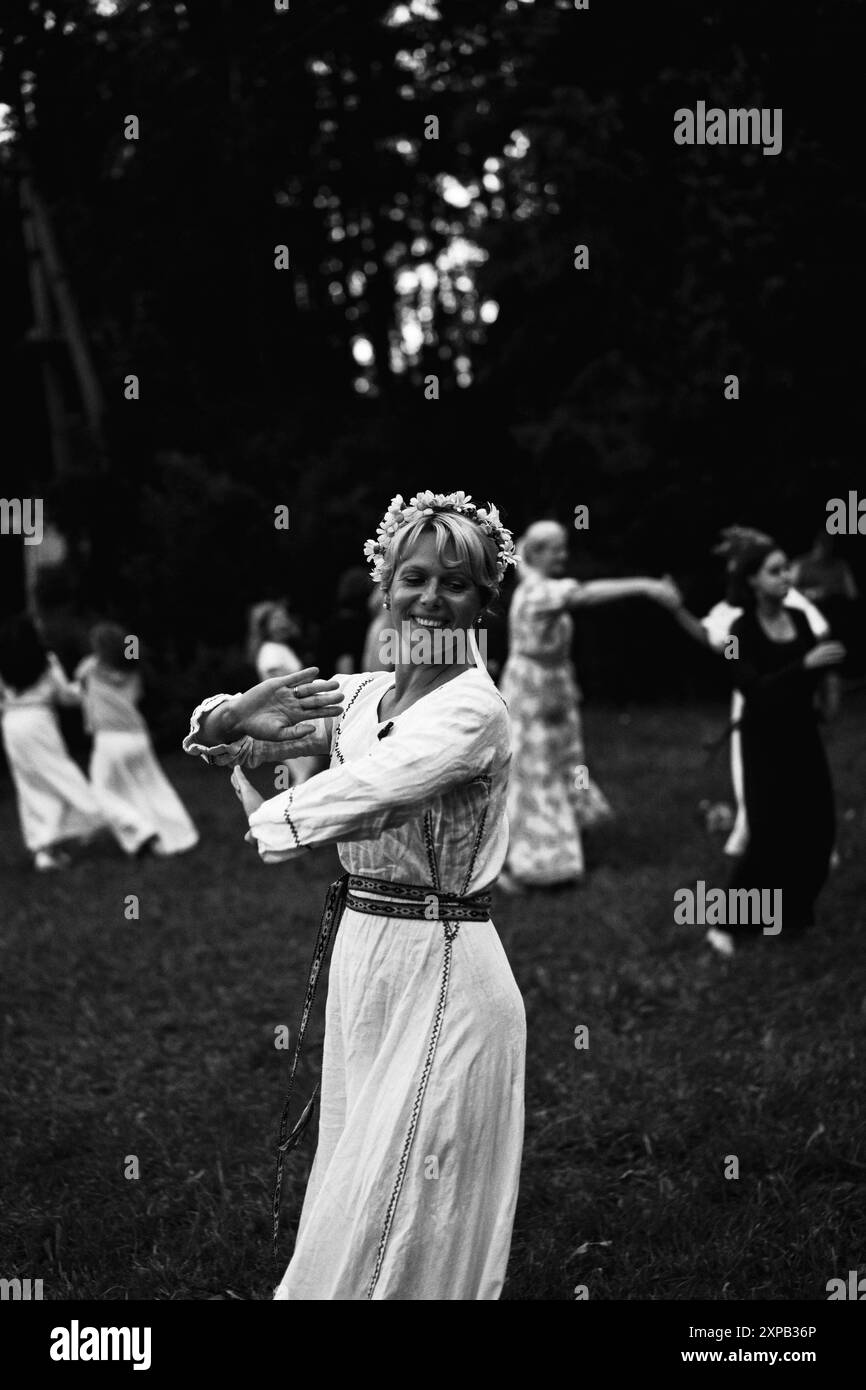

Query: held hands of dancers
left=649, top=575, right=684, bottom=611
left=199, top=667, right=345, bottom=747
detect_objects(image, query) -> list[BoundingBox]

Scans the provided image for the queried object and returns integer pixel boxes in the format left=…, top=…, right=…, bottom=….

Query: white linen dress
left=76, top=656, right=198, bottom=856
left=184, top=666, right=526, bottom=1301
left=0, top=655, right=106, bottom=853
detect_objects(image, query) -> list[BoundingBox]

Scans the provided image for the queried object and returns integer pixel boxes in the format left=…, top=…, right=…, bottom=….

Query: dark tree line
left=1, top=0, right=863, bottom=727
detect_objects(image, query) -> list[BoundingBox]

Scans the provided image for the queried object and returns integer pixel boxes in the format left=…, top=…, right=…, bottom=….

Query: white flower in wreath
left=409, top=490, right=438, bottom=510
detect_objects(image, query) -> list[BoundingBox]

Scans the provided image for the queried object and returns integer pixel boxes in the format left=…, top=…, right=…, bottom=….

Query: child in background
left=76, top=623, right=198, bottom=857
left=247, top=601, right=319, bottom=783
left=0, top=614, right=106, bottom=871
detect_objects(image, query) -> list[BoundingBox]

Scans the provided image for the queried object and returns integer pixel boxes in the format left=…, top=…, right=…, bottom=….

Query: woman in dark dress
left=721, top=541, right=845, bottom=947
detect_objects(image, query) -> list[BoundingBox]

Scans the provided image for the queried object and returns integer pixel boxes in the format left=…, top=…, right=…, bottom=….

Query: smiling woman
left=183, top=491, right=525, bottom=1301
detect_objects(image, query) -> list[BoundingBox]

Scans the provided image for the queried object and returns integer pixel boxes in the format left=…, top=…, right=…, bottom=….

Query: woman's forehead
left=397, top=534, right=462, bottom=568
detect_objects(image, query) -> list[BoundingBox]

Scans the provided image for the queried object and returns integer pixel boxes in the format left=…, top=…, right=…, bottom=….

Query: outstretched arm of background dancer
left=667, top=604, right=715, bottom=648
left=572, top=576, right=681, bottom=609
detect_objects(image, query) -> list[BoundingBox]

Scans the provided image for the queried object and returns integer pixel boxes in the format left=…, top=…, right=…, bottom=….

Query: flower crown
left=364, top=491, right=517, bottom=586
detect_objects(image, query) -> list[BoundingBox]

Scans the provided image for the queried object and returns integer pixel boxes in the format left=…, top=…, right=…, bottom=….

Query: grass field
left=1, top=696, right=865, bottom=1301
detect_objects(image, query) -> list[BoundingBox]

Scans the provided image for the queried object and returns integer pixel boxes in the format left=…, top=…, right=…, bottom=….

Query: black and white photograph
left=1, top=0, right=864, bottom=1360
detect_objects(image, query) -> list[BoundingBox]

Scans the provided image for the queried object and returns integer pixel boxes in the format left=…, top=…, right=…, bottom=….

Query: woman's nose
left=419, top=579, right=441, bottom=604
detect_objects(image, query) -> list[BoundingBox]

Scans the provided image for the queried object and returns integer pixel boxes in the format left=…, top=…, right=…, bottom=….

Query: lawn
left=1, top=695, right=864, bottom=1300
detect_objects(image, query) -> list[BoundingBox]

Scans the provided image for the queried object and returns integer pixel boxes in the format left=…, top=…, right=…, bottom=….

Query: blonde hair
left=379, top=513, right=500, bottom=612
left=517, top=519, right=568, bottom=570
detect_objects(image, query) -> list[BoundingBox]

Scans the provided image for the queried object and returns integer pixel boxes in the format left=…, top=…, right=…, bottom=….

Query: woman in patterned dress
left=499, top=521, right=680, bottom=890
left=184, top=494, right=526, bottom=1300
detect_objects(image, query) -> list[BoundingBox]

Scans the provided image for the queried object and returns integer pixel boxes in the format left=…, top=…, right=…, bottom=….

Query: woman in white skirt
left=184, top=492, right=526, bottom=1300
left=76, top=623, right=198, bottom=856
left=0, top=615, right=105, bottom=870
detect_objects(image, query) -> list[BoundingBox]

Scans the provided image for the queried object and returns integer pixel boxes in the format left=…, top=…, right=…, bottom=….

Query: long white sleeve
left=785, top=586, right=830, bottom=638
left=246, top=680, right=508, bottom=864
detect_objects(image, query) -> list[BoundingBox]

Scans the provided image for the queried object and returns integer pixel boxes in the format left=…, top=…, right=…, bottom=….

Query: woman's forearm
left=196, top=695, right=246, bottom=747
left=575, top=578, right=660, bottom=607
left=672, top=607, right=713, bottom=648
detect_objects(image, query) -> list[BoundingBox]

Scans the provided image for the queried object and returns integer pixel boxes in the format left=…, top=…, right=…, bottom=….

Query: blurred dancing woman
left=699, top=526, right=829, bottom=858
left=248, top=600, right=304, bottom=681
left=0, top=615, right=105, bottom=870
left=499, top=520, right=680, bottom=889
left=184, top=491, right=525, bottom=1300
left=248, top=600, right=318, bottom=784
left=675, top=540, right=844, bottom=954
left=76, top=623, right=198, bottom=857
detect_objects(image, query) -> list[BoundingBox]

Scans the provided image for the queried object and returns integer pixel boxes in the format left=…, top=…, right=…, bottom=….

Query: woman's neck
left=755, top=595, right=784, bottom=621
left=378, top=657, right=474, bottom=721
left=392, top=659, right=472, bottom=704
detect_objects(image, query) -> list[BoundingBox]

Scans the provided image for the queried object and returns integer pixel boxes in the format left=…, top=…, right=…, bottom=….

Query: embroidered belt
left=346, top=873, right=491, bottom=922
left=272, top=870, right=489, bottom=1282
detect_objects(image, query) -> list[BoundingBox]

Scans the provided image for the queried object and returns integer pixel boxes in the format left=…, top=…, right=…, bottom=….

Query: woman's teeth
left=412, top=617, right=447, bottom=628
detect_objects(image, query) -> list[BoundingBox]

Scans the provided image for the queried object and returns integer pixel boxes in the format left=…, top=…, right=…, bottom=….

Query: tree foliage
left=1, top=0, right=862, bottom=705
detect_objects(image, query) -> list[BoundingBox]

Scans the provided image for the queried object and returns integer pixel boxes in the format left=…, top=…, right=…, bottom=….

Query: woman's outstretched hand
left=230, top=667, right=345, bottom=742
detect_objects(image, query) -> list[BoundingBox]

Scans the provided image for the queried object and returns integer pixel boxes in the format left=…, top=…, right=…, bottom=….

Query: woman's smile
left=388, top=533, right=482, bottom=636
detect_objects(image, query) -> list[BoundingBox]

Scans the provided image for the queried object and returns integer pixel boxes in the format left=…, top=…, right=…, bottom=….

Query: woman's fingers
left=231, top=766, right=265, bottom=816
left=300, top=690, right=345, bottom=711
left=276, top=669, right=344, bottom=695
left=277, top=666, right=321, bottom=688
left=283, top=722, right=318, bottom=741
left=276, top=670, right=345, bottom=706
